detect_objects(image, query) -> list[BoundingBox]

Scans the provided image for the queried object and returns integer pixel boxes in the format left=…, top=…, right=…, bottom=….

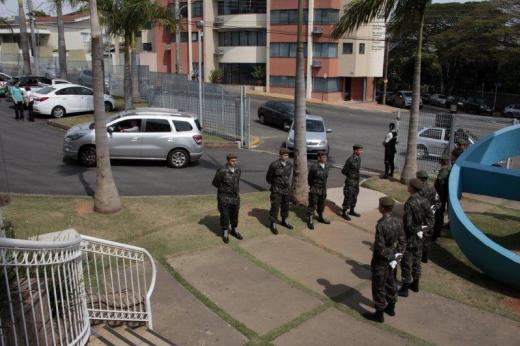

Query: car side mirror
left=107, top=126, right=114, bottom=134
left=326, top=129, right=332, bottom=133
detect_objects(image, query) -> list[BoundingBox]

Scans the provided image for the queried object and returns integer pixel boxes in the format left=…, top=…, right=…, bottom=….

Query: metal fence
left=396, top=110, right=519, bottom=176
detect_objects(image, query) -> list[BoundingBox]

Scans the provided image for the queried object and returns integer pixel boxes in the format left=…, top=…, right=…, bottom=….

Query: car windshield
left=307, top=119, right=325, bottom=132
left=37, top=86, right=55, bottom=94
left=402, top=92, right=412, bottom=97
left=106, top=114, right=122, bottom=123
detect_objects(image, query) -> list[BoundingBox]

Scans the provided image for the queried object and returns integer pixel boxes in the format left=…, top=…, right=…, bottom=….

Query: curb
left=47, top=119, right=70, bottom=131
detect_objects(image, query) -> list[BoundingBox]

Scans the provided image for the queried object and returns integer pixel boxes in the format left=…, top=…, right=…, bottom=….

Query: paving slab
left=327, top=186, right=386, bottom=214
left=154, top=262, right=248, bottom=346
left=305, top=222, right=375, bottom=265
left=240, top=235, right=370, bottom=298
left=343, top=286, right=520, bottom=346
left=273, top=308, right=413, bottom=346
left=348, top=208, right=381, bottom=233
left=168, top=246, right=321, bottom=335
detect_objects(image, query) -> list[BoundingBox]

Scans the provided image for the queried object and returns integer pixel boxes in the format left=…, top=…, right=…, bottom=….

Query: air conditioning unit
left=312, top=26, right=323, bottom=35
left=214, top=47, right=225, bottom=55
left=311, top=60, right=321, bottom=68
left=214, top=16, right=225, bottom=26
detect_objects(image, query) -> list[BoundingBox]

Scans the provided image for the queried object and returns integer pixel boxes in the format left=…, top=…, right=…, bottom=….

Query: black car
left=462, top=97, right=493, bottom=115
left=375, top=90, right=395, bottom=105
left=258, top=101, right=296, bottom=131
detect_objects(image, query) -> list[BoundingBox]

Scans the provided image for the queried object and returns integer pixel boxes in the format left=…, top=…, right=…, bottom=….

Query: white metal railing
left=0, top=231, right=157, bottom=346
left=0, top=235, right=90, bottom=346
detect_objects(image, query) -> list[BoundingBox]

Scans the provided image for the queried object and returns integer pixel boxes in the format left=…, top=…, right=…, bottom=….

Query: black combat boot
left=341, top=209, right=351, bottom=221
left=349, top=208, right=361, bottom=217
left=421, top=248, right=429, bottom=263
left=281, top=218, right=293, bottom=230
left=398, top=283, right=409, bottom=297
left=364, top=310, right=384, bottom=323
left=231, top=227, right=243, bottom=240
left=307, top=214, right=314, bottom=230
left=384, top=303, right=396, bottom=316
left=269, top=220, right=279, bottom=235
left=222, top=229, right=229, bottom=244
left=317, top=214, right=330, bottom=224
left=410, top=279, right=419, bottom=292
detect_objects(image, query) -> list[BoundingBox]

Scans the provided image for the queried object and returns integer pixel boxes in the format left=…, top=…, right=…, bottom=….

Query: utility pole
left=175, top=0, right=183, bottom=74
left=196, top=20, right=204, bottom=126
left=26, top=0, right=40, bottom=75
left=382, top=34, right=390, bottom=105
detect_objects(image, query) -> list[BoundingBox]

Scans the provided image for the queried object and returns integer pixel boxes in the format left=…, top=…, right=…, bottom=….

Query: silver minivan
left=63, top=108, right=203, bottom=168
left=285, top=114, right=331, bottom=155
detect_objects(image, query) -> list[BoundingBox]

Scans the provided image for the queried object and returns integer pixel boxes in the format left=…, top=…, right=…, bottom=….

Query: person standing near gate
left=10, top=82, right=24, bottom=120
left=433, top=154, right=451, bottom=241
left=383, top=123, right=398, bottom=178
left=451, top=138, right=467, bottom=164
left=416, top=170, right=440, bottom=263
left=307, top=151, right=330, bottom=230
left=266, top=148, right=293, bottom=234
left=212, top=153, right=243, bottom=244
left=341, top=144, right=363, bottom=221
left=23, top=86, right=35, bottom=122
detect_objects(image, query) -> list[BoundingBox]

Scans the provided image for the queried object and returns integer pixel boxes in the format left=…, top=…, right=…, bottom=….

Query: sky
left=0, top=0, right=486, bottom=18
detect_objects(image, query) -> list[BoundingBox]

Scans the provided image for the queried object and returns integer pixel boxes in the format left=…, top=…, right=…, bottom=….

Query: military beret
left=416, top=170, right=429, bottom=179
left=226, top=153, right=238, bottom=161
left=441, top=154, right=450, bottom=161
left=379, top=196, right=395, bottom=208
left=456, top=138, right=467, bottom=145
left=353, top=144, right=363, bottom=150
left=279, top=147, right=289, bottom=156
left=409, top=178, right=424, bottom=190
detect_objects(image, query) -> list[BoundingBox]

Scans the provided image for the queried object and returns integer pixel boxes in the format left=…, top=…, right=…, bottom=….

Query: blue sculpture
left=448, top=124, right=520, bottom=288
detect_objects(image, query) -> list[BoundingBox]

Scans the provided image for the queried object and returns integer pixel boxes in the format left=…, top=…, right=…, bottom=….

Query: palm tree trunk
left=131, top=32, right=139, bottom=102
left=56, top=0, right=67, bottom=79
left=290, top=0, right=308, bottom=204
left=90, top=0, right=122, bottom=214
left=400, top=9, right=426, bottom=184
left=175, top=0, right=183, bottom=74
left=382, top=35, right=390, bottom=105
left=27, top=0, right=39, bottom=75
left=18, top=0, right=31, bottom=75
left=123, top=35, right=133, bottom=110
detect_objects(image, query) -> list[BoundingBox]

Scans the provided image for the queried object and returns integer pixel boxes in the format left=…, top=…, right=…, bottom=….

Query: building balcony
left=216, top=46, right=266, bottom=64
left=213, top=14, right=267, bottom=29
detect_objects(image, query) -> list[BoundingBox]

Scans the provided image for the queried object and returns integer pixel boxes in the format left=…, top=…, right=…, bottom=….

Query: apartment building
left=151, top=1, right=385, bottom=102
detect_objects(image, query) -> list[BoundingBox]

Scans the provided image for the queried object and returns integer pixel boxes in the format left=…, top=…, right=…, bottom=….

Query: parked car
left=416, top=127, right=477, bottom=159
left=462, top=97, right=493, bottom=115
left=0, top=72, right=11, bottom=96
left=375, top=90, right=395, bottom=105
left=32, top=84, right=115, bottom=118
left=503, top=104, right=520, bottom=118
left=49, top=78, right=72, bottom=86
left=285, top=114, right=331, bottom=155
left=430, top=94, right=448, bottom=107
left=9, top=76, right=52, bottom=92
left=258, top=101, right=296, bottom=131
left=63, top=108, right=203, bottom=168
left=445, top=96, right=466, bottom=110
left=392, top=90, right=423, bottom=108
left=78, top=69, right=110, bottom=91
left=421, top=93, right=432, bottom=104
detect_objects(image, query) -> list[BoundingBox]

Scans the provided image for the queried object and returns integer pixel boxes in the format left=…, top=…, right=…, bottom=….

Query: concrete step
left=89, top=324, right=177, bottom=346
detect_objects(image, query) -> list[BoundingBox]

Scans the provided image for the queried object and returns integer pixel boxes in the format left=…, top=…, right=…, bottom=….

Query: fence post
left=221, top=88, right=225, bottom=136
left=240, top=86, right=244, bottom=148
left=447, top=113, right=457, bottom=159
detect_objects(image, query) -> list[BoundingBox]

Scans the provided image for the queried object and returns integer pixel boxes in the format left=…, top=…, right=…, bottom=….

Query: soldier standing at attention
left=383, top=123, right=398, bottom=179
left=451, top=138, right=467, bottom=164
left=365, top=197, right=405, bottom=323
left=212, top=153, right=243, bottom=244
left=341, top=144, right=363, bottom=221
left=416, top=170, right=440, bottom=263
left=307, top=151, right=330, bottom=230
left=266, top=148, right=293, bottom=234
left=398, top=178, right=431, bottom=297
left=433, top=154, right=451, bottom=241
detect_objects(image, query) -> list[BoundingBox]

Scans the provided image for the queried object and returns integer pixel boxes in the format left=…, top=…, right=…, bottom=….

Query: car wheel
left=417, top=145, right=428, bottom=160
left=52, top=106, right=66, bottom=118
left=282, top=120, right=291, bottom=131
left=78, top=146, right=96, bottom=167
left=104, top=101, right=113, bottom=112
left=167, top=149, right=189, bottom=168
left=259, top=113, right=266, bottom=124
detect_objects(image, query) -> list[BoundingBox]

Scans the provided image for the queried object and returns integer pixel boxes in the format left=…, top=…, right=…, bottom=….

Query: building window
left=312, top=78, right=341, bottom=92
left=180, top=32, right=199, bottom=42
left=217, top=0, right=266, bottom=15
left=314, top=9, right=340, bottom=24
left=359, top=43, right=365, bottom=54
left=270, top=76, right=295, bottom=88
left=218, top=31, right=266, bottom=46
left=143, top=42, right=152, bottom=51
left=192, top=1, right=203, bottom=17
left=271, top=43, right=308, bottom=58
left=221, top=63, right=266, bottom=85
left=81, top=32, right=90, bottom=43
left=313, top=43, right=337, bottom=58
left=271, top=10, right=308, bottom=24
left=342, top=42, right=353, bottom=54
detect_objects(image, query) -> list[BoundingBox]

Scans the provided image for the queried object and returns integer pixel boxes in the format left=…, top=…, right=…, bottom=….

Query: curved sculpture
left=448, top=124, right=520, bottom=289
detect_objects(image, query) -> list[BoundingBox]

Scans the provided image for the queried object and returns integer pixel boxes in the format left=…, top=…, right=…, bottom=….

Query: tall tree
left=55, top=0, right=68, bottom=79
left=174, top=0, right=183, bottom=74
left=89, top=0, right=122, bottom=213
left=290, top=0, right=308, bottom=204
left=333, top=0, right=430, bottom=183
left=27, top=0, right=39, bottom=75
left=18, top=0, right=32, bottom=74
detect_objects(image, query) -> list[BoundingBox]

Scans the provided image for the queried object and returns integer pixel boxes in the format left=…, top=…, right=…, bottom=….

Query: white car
left=0, top=72, right=11, bottom=96
left=33, top=84, right=115, bottom=118
left=49, top=78, right=72, bottom=86
left=503, top=104, right=520, bottom=118
left=416, top=127, right=477, bottom=159
left=430, top=94, right=448, bottom=107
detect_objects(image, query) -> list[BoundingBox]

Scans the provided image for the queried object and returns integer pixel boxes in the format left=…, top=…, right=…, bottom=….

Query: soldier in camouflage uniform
left=451, top=138, right=467, bottom=164
left=416, top=170, right=440, bottom=263
left=365, top=197, right=406, bottom=323
left=266, top=148, right=293, bottom=235
left=307, top=151, right=331, bottom=230
left=341, top=144, right=364, bottom=221
left=398, top=179, right=431, bottom=297
left=433, top=154, right=451, bottom=241
left=212, top=153, right=243, bottom=244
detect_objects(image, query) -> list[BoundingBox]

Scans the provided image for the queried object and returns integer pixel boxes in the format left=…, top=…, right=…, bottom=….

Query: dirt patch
left=504, top=298, right=520, bottom=313
left=75, top=200, right=93, bottom=217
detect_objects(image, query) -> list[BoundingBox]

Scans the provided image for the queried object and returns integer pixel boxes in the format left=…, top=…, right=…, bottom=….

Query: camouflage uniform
left=212, top=166, right=241, bottom=229
left=418, top=183, right=440, bottom=259
left=342, top=154, right=361, bottom=211
left=307, top=162, right=329, bottom=217
left=400, top=192, right=431, bottom=284
left=434, top=165, right=451, bottom=239
left=371, top=214, right=405, bottom=311
left=451, top=146, right=464, bottom=164
left=266, top=159, right=293, bottom=221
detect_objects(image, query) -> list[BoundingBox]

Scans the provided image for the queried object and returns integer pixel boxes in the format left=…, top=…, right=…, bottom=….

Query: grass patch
left=362, top=176, right=520, bottom=321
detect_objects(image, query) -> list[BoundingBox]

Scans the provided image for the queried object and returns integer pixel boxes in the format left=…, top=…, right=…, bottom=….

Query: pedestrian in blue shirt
left=10, top=83, right=24, bottom=120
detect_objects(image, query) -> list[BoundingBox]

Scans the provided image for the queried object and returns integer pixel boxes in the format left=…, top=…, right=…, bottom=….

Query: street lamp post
left=196, top=20, right=204, bottom=127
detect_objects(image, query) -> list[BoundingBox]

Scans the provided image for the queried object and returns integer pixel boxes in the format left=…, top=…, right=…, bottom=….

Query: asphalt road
left=0, top=99, right=348, bottom=196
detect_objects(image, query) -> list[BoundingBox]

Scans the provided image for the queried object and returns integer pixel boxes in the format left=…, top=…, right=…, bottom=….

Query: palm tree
left=98, top=0, right=176, bottom=110
left=290, top=0, right=308, bottom=204
left=89, top=0, right=122, bottom=214
left=17, top=0, right=32, bottom=74
left=27, top=0, right=40, bottom=75
left=55, top=0, right=68, bottom=79
left=332, top=0, right=430, bottom=183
